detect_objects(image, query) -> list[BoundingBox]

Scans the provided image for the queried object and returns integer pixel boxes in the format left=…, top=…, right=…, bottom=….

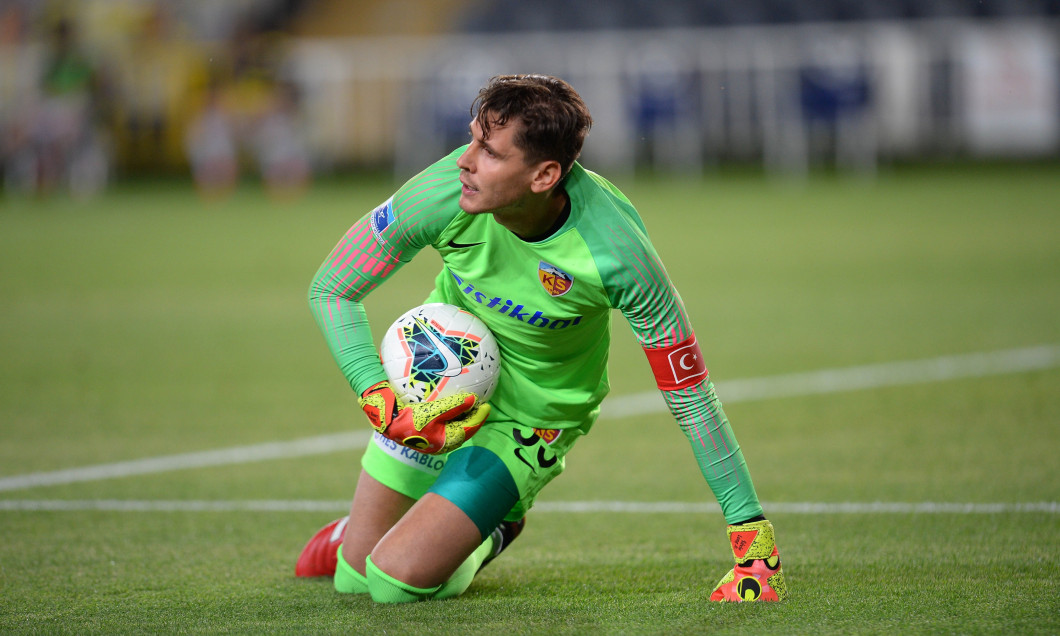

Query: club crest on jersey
left=534, top=428, right=562, bottom=444
left=538, top=261, right=574, bottom=297
left=370, top=198, right=395, bottom=243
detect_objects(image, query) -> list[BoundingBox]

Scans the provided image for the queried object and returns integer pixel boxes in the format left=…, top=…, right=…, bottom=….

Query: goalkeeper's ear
left=529, top=159, right=563, bottom=194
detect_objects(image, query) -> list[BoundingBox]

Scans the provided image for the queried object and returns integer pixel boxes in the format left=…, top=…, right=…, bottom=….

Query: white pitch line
left=1, top=344, right=1057, bottom=493
left=0, top=499, right=1056, bottom=514
left=534, top=501, right=1060, bottom=514
left=0, top=432, right=373, bottom=493
left=600, top=343, right=1060, bottom=419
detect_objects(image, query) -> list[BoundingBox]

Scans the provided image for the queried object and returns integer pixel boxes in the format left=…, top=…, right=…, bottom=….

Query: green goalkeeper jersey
left=310, top=146, right=763, bottom=523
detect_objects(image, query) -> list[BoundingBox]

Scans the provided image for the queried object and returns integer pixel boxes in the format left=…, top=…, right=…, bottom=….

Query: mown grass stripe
left=1, top=344, right=1056, bottom=493
left=1, top=499, right=1056, bottom=514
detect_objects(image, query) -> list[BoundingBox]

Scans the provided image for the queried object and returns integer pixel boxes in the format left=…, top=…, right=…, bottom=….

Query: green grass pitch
left=1, top=163, right=1058, bottom=634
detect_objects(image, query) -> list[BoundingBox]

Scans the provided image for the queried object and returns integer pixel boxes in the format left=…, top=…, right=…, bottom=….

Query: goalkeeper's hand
left=358, top=380, right=490, bottom=455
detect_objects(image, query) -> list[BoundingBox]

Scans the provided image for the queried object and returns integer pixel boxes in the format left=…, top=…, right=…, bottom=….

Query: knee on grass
left=338, top=538, right=495, bottom=604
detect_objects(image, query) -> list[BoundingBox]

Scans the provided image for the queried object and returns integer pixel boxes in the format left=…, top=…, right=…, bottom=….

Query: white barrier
left=286, top=18, right=1060, bottom=176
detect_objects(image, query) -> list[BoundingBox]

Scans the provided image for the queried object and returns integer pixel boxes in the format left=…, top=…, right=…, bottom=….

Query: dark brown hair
left=472, top=74, right=593, bottom=177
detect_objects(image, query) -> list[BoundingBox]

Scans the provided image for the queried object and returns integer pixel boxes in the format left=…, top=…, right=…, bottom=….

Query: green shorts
left=361, top=408, right=588, bottom=523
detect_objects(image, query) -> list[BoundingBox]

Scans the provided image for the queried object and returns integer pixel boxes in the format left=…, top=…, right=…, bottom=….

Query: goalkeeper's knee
left=365, top=555, right=441, bottom=603
left=364, top=536, right=495, bottom=603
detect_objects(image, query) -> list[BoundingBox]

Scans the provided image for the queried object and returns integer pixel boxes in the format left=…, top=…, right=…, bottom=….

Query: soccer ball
left=379, top=303, right=501, bottom=403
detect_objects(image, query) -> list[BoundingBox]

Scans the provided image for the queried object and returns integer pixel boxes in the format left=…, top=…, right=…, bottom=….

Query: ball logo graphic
left=380, top=303, right=501, bottom=403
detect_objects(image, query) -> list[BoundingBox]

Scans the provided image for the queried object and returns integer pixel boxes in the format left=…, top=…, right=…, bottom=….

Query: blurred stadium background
left=1, top=0, right=1058, bottom=199
left=3, top=3, right=1059, bottom=631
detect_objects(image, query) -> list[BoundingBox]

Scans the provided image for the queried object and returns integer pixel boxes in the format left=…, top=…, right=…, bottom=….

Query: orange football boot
left=294, top=516, right=348, bottom=577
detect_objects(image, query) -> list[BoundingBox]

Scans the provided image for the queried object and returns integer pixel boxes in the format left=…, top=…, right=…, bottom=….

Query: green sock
left=365, top=555, right=440, bottom=604
left=363, top=535, right=496, bottom=603
left=433, top=535, right=495, bottom=600
left=333, top=545, right=368, bottom=595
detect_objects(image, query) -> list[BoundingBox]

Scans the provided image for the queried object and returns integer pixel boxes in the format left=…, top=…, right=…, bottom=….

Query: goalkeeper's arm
left=663, top=381, right=764, bottom=525
left=307, top=215, right=406, bottom=395
left=308, top=214, right=490, bottom=454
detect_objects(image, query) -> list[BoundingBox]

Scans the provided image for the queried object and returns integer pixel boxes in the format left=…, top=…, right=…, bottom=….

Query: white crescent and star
left=679, top=353, right=697, bottom=370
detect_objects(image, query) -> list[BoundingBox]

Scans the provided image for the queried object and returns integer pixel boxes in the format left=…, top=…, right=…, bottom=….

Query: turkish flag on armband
left=643, top=335, right=709, bottom=391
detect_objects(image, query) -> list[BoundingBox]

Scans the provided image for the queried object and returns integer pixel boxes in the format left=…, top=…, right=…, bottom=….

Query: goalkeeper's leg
left=366, top=445, right=520, bottom=602
left=292, top=458, right=435, bottom=591
left=365, top=493, right=495, bottom=601
left=296, top=447, right=523, bottom=602
left=295, top=506, right=524, bottom=584
left=303, top=418, right=567, bottom=602
left=293, top=469, right=415, bottom=584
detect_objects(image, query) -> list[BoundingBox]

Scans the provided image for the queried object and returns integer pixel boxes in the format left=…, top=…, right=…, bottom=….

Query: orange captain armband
left=643, top=334, right=709, bottom=391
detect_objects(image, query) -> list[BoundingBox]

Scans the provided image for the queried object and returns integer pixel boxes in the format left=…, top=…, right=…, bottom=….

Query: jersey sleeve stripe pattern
left=666, top=382, right=740, bottom=481
left=664, top=380, right=763, bottom=523
left=601, top=223, right=692, bottom=348
left=307, top=152, right=464, bottom=397
left=333, top=219, right=402, bottom=294
left=573, top=166, right=763, bottom=523
left=308, top=216, right=407, bottom=394
left=391, top=171, right=457, bottom=249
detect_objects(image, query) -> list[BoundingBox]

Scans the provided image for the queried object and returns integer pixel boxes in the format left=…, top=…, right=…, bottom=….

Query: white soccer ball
left=379, top=303, right=501, bottom=403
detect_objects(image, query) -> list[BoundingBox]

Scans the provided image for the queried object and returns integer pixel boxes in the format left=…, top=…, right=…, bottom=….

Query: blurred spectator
left=111, top=2, right=206, bottom=173
left=252, top=80, right=310, bottom=200
left=184, top=19, right=310, bottom=201
left=0, top=2, right=42, bottom=193
left=184, top=80, right=239, bottom=199
left=4, top=16, right=111, bottom=198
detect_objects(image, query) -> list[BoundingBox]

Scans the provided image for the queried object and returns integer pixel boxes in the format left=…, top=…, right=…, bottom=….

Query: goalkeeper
left=298, top=74, right=787, bottom=604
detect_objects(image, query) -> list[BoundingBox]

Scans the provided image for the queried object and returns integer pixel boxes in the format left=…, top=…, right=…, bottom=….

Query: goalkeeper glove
left=710, top=519, right=788, bottom=602
left=358, top=380, right=489, bottom=455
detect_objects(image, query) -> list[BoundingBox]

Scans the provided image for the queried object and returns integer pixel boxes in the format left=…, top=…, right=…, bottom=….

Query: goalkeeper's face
left=456, top=118, right=550, bottom=216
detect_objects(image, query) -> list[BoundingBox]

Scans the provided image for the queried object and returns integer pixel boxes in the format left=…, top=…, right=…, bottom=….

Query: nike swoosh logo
left=513, top=429, right=538, bottom=446
left=536, top=446, right=558, bottom=468
left=447, top=240, right=486, bottom=249
left=415, top=317, right=463, bottom=377
left=513, top=448, right=537, bottom=473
